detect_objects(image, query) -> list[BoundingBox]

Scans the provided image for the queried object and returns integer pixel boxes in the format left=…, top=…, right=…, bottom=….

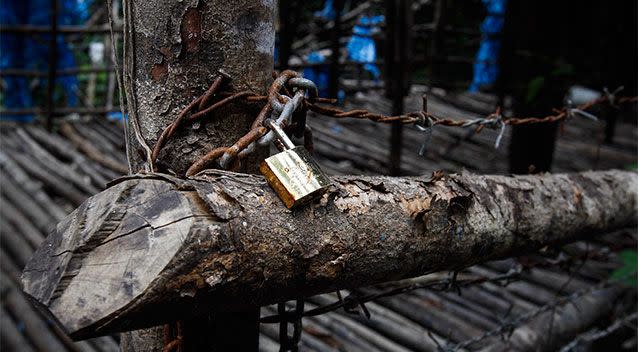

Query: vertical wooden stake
left=328, top=0, right=345, bottom=99
left=385, top=0, right=413, bottom=176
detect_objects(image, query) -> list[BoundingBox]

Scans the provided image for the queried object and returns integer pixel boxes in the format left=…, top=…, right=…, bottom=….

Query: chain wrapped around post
left=149, top=70, right=318, bottom=176
left=162, top=320, right=183, bottom=352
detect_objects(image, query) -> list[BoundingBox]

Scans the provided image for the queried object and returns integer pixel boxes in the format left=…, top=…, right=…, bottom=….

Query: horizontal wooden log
left=309, top=293, right=453, bottom=352
left=480, top=287, right=622, bottom=352
left=1, top=272, right=68, bottom=352
left=59, top=123, right=129, bottom=175
left=0, top=154, right=68, bottom=221
left=1, top=173, right=56, bottom=232
left=22, top=169, right=637, bottom=339
left=1, top=307, right=36, bottom=352
left=25, top=126, right=114, bottom=189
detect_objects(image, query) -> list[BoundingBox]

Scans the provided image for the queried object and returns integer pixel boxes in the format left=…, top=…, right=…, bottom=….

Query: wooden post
left=384, top=0, right=412, bottom=176
left=277, top=1, right=293, bottom=70
left=427, top=0, right=446, bottom=88
left=500, top=1, right=568, bottom=174
left=121, top=0, right=273, bottom=175
left=118, top=0, right=275, bottom=350
left=328, top=0, right=344, bottom=99
left=502, top=1, right=560, bottom=174
left=103, top=0, right=117, bottom=114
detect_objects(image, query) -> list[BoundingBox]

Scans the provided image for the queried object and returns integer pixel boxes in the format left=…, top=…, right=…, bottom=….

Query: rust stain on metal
left=180, top=7, right=201, bottom=54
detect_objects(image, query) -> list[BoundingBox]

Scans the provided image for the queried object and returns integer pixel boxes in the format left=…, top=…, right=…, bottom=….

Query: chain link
left=277, top=300, right=305, bottom=352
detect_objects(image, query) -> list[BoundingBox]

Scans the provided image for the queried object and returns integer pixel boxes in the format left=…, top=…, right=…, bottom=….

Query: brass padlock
left=260, top=121, right=332, bottom=209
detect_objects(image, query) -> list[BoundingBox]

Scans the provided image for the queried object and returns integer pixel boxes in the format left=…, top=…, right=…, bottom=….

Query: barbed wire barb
left=603, top=86, right=624, bottom=108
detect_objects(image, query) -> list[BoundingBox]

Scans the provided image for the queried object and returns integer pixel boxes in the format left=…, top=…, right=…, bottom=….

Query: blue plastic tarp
left=303, top=52, right=330, bottom=98
left=303, top=12, right=383, bottom=100
left=1, top=0, right=91, bottom=121
left=314, top=0, right=336, bottom=21
left=346, top=15, right=383, bottom=81
left=469, top=0, right=507, bottom=92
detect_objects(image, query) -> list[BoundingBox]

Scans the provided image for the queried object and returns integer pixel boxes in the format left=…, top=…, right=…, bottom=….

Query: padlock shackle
left=266, top=120, right=296, bottom=151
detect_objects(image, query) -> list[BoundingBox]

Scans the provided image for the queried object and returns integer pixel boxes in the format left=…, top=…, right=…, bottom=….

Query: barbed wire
left=149, top=71, right=637, bottom=175
left=151, top=70, right=322, bottom=175
left=258, top=244, right=628, bottom=351
left=259, top=268, right=522, bottom=352
left=259, top=267, right=523, bottom=324
left=558, top=312, right=638, bottom=352
left=443, top=272, right=634, bottom=352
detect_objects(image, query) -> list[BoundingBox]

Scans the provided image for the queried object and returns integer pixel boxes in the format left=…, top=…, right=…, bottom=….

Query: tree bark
left=22, top=169, right=638, bottom=339
left=122, top=0, right=273, bottom=174
left=118, top=0, right=275, bottom=349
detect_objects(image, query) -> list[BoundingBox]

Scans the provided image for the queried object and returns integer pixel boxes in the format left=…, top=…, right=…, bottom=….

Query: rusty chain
left=162, top=320, right=183, bottom=352
left=151, top=70, right=325, bottom=175
left=277, top=300, right=305, bottom=352
left=150, top=71, right=638, bottom=176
